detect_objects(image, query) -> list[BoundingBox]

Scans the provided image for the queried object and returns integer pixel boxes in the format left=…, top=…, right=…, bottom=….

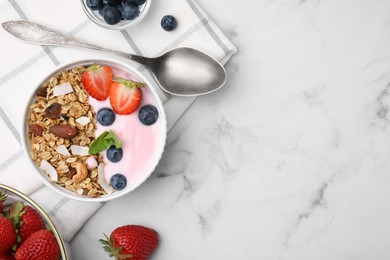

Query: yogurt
left=89, top=68, right=162, bottom=188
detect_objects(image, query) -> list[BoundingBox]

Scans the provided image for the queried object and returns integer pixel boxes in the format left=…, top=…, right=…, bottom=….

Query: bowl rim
left=80, top=0, right=152, bottom=31
left=0, top=183, right=69, bottom=259
left=21, top=57, right=167, bottom=203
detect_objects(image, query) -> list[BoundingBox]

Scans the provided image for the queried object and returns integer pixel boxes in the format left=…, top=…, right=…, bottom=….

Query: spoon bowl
left=131, top=47, right=227, bottom=96
left=1, top=20, right=227, bottom=97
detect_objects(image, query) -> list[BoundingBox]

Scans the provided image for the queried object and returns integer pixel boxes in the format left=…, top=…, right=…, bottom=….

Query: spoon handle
left=1, top=20, right=130, bottom=59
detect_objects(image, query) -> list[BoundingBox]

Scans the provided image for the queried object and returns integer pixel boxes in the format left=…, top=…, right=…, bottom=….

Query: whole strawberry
left=8, top=203, right=45, bottom=242
left=100, top=225, right=159, bottom=260
left=15, top=229, right=60, bottom=260
left=0, top=253, right=15, bottom=260
left=0, top=216, right=16, bottom=255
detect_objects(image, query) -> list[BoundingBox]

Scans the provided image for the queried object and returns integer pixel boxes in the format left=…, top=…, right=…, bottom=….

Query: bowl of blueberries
left=81, top=0, right=151, bottom=30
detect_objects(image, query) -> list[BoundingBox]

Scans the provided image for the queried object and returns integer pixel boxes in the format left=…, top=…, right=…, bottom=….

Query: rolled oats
left=28, top=66, right=108, bottom=198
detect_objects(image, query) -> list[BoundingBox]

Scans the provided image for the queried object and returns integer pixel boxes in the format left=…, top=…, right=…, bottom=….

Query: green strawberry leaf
left=0, top=191, right=7, bottom=202
left=89, top=131, right=122, bottom=155
left=100, top=234, right=133, bottom=259
left=114, top=77, right=145, bottom=89
left=8, top=202, right=26, bottom=228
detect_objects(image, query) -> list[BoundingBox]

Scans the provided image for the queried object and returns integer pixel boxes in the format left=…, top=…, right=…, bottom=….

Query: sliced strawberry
left=82, top=65, right=114, bottom=101
left=109, top=77, right=143, bottom=115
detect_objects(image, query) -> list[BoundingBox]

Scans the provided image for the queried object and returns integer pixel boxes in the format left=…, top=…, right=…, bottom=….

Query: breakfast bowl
left=22, top=58, right=167, bottom=202
left=80, top=0, right=151, bottom=30
left=0, top=183, right=70, bottom=259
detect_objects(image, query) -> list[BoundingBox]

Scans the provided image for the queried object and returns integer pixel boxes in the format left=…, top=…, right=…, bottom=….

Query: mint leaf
left=88, top=131, right=109, bottom=154
left=88, top=131, right=122, bottom=154
left=104, top=130, right=122, bottom=149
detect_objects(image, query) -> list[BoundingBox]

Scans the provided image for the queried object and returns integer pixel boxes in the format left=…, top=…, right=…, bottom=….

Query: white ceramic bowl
left=0, top=183, right=71, bottom=259
left=22, top=58, right=166, bottom=202
left=80, top=0, right=151, bottom=30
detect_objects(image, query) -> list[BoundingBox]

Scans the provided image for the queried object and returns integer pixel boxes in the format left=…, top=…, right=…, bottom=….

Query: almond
left=49, top=125, right=78, bottom=139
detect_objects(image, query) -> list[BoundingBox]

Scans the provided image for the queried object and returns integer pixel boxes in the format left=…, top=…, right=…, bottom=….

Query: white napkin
left=0, top=0, right=236, bottom=241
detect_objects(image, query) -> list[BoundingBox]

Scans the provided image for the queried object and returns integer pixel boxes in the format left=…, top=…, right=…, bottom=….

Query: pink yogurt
left=88, top=67, right=162, bottom=188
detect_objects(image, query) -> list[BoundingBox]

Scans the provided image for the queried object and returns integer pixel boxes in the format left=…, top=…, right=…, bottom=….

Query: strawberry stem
left=114, top=77, right=145, bottom=89
left=88, top=64, right=102, bottom=71
left=7, top=202, right=26, bottom=229
left=0, top=191, right=7, bottom=203
left=100, top=234, right=133, bottom=259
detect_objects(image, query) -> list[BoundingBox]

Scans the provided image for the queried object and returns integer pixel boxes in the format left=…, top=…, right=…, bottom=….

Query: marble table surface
left=71, top=0, right=390, bottom=259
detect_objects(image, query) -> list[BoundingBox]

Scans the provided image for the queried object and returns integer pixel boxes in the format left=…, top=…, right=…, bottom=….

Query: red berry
left=8, top=203, right=45, bottom=242
left=0, top=253, right=15, bottom=260
left=15, top=229, right=60, bottom=260
left=109, top=78, right=143, bottom=115
left=82, top=65, right=114, bottom=101
left=100, top=225, right=159, bottom=260
left=0, top=217, right=16, bottom=255
left=18, top=206, right=45, bottom=241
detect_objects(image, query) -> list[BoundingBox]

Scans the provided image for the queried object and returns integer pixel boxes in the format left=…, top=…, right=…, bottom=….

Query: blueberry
left=110, top=174, right=127, bottom=190
left=161, top=15, right=177, bottom=31
left=103, top=6, right=122, bottom=25
left=99, top=3, right=110, bottom=16
left=132, top=0, right=146, bottom=5
left=115, top=3, right=123, bottom=14
left=121, top=2, right=139, bottom=20
left=138, top=105, right=159, bottom=125
left=86, top=0, right=103, bottom=10
left=97, top=108, right=116, bottom=126
left=123, top=0, right=145, bottom=5
left=106, top=145, right=123, bottom=162
left=106, top=0, right=121, bottom=6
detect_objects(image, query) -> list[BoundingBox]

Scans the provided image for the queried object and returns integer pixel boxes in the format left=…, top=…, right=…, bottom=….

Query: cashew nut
left=71, top=162, right=88, bottom=183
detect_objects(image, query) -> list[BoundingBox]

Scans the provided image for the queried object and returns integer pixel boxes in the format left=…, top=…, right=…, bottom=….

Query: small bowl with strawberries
left=0, top=183, right=69, bottom=259
left=22, top=58, right=166, bottom=202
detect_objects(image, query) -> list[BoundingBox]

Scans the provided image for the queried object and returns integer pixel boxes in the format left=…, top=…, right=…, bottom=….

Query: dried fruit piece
left=45, top=102, right=62, bottom=119
left=56, top=145, right=71, bottom=156
left=49, top=125, right=78, bottom=139
left=53, top=82, right=73, bottom=96
left=71, top=145, right=89, bottom=156
left=30, top=124, right=44, bottom=136
left=40, top=160, right=58, bottom=181
left=36, top=87, right=47, bottom=97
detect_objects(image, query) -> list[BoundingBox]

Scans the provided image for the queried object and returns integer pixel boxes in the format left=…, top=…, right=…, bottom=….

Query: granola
left=28, top=66, right=107, bottom=198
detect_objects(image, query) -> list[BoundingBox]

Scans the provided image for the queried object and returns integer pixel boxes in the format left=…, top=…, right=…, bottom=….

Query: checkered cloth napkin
left=0, top=0, right=236, bottom=241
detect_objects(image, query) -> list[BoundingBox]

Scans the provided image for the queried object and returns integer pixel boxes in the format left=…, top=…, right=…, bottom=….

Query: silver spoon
left=1, top=20, right=227, bottom=97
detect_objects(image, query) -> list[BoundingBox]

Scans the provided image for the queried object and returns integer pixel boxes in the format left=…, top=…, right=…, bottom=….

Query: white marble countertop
left=1, top=0, right=389, bottom=257
left=69, top=0, right=390, bottom=259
